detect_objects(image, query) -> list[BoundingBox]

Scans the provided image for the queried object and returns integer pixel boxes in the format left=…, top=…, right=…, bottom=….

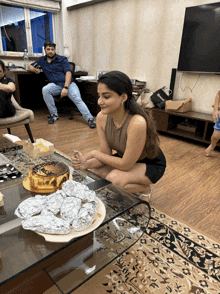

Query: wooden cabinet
left=150, top=108, right=216, bottom=145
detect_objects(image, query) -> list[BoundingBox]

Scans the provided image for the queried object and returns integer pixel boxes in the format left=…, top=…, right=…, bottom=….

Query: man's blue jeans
left=42, top=82, right=93, bottom=121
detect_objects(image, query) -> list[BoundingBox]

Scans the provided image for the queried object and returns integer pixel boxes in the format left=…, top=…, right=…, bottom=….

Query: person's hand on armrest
left=29, top=64, right=40, bottom=74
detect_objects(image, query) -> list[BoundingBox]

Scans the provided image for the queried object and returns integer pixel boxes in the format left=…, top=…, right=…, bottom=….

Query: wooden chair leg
left=7, top=128, right=11, bottom=134
left=25, top=124, right=34, bottom=143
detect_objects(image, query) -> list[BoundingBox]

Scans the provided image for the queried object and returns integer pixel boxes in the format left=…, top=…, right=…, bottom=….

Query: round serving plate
left=23, top=173, right=73, bottom=193
left=37, top=197, right=106, bottom=243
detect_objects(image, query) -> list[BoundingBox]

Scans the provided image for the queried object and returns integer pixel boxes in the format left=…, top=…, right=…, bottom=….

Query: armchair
left=0, top=96, right=34, bottom=143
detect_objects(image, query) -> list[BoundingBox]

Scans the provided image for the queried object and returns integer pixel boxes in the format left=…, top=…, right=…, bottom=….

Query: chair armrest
left=11, top=95, right=35, bottom=122
left=11, top=95, right=24, bottom=110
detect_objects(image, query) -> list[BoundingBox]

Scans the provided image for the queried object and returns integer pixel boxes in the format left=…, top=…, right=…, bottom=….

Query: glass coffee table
left=0, top=149, right=151, bottom=294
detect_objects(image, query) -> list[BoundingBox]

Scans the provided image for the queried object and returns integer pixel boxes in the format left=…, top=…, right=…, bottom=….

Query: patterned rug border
left=150, top=206, right=220, bottom=255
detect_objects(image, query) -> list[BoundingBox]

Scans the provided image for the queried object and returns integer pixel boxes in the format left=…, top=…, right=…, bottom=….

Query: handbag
left=150, top=86, right=172, bottom=109
left=136, top=90, right=155, bottom=109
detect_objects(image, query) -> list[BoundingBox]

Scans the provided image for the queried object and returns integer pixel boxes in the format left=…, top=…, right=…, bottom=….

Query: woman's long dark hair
left=98, top=70, right=160, bottom=159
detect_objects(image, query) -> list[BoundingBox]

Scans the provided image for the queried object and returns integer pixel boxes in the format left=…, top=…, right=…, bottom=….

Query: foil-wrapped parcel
left=45, top=190, right=65, bottom=215
left=15, top=179, right=99, bottom=235
left=72, top=200, right=98, bottom=231
left=22, top=211, right=71, bottom=234
left=62, top=180, right=96, bottom=202
left=15, top=195, right=47, bottom=219
left=60, top=197, right=82, bottom=223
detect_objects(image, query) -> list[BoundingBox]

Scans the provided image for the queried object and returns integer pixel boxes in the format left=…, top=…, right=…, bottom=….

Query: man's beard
left=46, top=53, right=55, bottom=59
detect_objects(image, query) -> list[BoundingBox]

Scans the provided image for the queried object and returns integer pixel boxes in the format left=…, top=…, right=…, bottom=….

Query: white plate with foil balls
left=37, top=197, right=106, bottom=243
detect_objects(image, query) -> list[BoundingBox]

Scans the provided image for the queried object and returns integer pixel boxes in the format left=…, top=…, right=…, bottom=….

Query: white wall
left=63, top=0, right=220, bottom=114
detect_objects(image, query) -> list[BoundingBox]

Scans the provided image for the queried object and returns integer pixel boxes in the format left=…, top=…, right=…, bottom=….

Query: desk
left=0, top=148, right=150, bottom=294
left=5, top=70, right=98, bottom=113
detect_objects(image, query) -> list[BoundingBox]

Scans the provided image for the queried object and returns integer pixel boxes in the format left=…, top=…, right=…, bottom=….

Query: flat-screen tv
left=178, top=2, right=220, bottom=73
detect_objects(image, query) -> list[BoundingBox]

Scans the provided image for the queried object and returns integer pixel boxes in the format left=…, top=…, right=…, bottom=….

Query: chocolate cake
left=29, top=162, right=69, bottom=192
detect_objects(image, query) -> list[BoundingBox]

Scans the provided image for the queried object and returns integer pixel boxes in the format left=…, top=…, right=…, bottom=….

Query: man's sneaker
left=88, top=118, right=96, bottom=128
left=48, top=114, right=59, bottom=124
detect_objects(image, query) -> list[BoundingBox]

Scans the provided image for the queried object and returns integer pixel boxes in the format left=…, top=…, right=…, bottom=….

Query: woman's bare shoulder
left=96, top=112, right=107, bottom=128
left=130, top=114, right=147, bottom=126
left=127, top=114, right=147, bottom=135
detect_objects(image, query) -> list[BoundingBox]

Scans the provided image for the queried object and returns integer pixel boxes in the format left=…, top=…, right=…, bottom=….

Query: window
left=0, top=3, right=53, bottom=56
left=30, top=8, right=53, bottom=54
left=0, top=4, right=27, bottom=52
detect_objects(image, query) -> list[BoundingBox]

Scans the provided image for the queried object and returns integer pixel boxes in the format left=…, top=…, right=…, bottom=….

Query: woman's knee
left=106, top=170, right=126, bottom=188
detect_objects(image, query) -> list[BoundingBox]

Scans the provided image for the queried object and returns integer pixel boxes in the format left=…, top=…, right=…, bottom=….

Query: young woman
left=0, top=60, right=16, bottom=118
left=71, top=71, right=166, bottom=201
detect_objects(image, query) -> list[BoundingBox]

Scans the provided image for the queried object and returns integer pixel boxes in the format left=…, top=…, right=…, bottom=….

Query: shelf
left=176, top=124, right=196, bottom=132
left=67, top=0, right=111, bottom=11
left=150, top=108, right=214, bottom=145
left=167, top=129, right=204, bottom=142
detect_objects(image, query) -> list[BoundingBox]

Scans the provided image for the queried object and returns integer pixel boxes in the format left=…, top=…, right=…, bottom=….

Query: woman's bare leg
left=90, top=165, right=114, bottom=179
left=124, top=183, right=152, bottom=194
left=105, top=163, right=152, bottom=198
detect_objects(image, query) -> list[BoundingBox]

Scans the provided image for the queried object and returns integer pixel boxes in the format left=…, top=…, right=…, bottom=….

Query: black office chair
left=53, top=62, right=77, bottom=120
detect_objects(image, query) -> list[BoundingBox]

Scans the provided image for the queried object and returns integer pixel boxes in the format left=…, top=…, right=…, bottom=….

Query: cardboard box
left=16, top=138, right=54, bottom=158
left=165, top=98, right=192, bottom=113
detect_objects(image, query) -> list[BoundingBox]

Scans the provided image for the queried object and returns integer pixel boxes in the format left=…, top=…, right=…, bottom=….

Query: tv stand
left=149, top=108, right=216, bottom=145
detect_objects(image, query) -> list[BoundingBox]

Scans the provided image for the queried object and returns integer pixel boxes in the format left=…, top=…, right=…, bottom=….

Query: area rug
left=74, top=207, right=220, bottom=294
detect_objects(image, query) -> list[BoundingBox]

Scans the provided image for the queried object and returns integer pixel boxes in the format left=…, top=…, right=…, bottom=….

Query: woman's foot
left=137, top=186, right=152, bottom=202
left=205, top=144, right=214, bottom=157
left=130, top=186, right=152, bottom=215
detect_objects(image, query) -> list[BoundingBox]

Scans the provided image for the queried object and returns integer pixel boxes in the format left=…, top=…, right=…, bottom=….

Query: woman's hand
left=71, top=150, right=88, bottom=170
left=84, top=150, right=98, bottom=160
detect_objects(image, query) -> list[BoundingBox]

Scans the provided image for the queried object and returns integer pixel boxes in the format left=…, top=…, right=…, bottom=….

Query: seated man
left=29, top=41, right=96, bottom=128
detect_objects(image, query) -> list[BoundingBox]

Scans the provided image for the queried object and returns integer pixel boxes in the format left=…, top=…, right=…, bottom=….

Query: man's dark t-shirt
left=31, top=54, right=73, bottom=88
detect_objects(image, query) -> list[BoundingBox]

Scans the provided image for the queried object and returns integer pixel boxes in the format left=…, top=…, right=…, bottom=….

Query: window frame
left=0, top=4, right=55, bottom=58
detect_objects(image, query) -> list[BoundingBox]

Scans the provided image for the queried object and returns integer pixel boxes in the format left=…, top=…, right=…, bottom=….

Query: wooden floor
left=1, top=108, right=220, bottom=243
